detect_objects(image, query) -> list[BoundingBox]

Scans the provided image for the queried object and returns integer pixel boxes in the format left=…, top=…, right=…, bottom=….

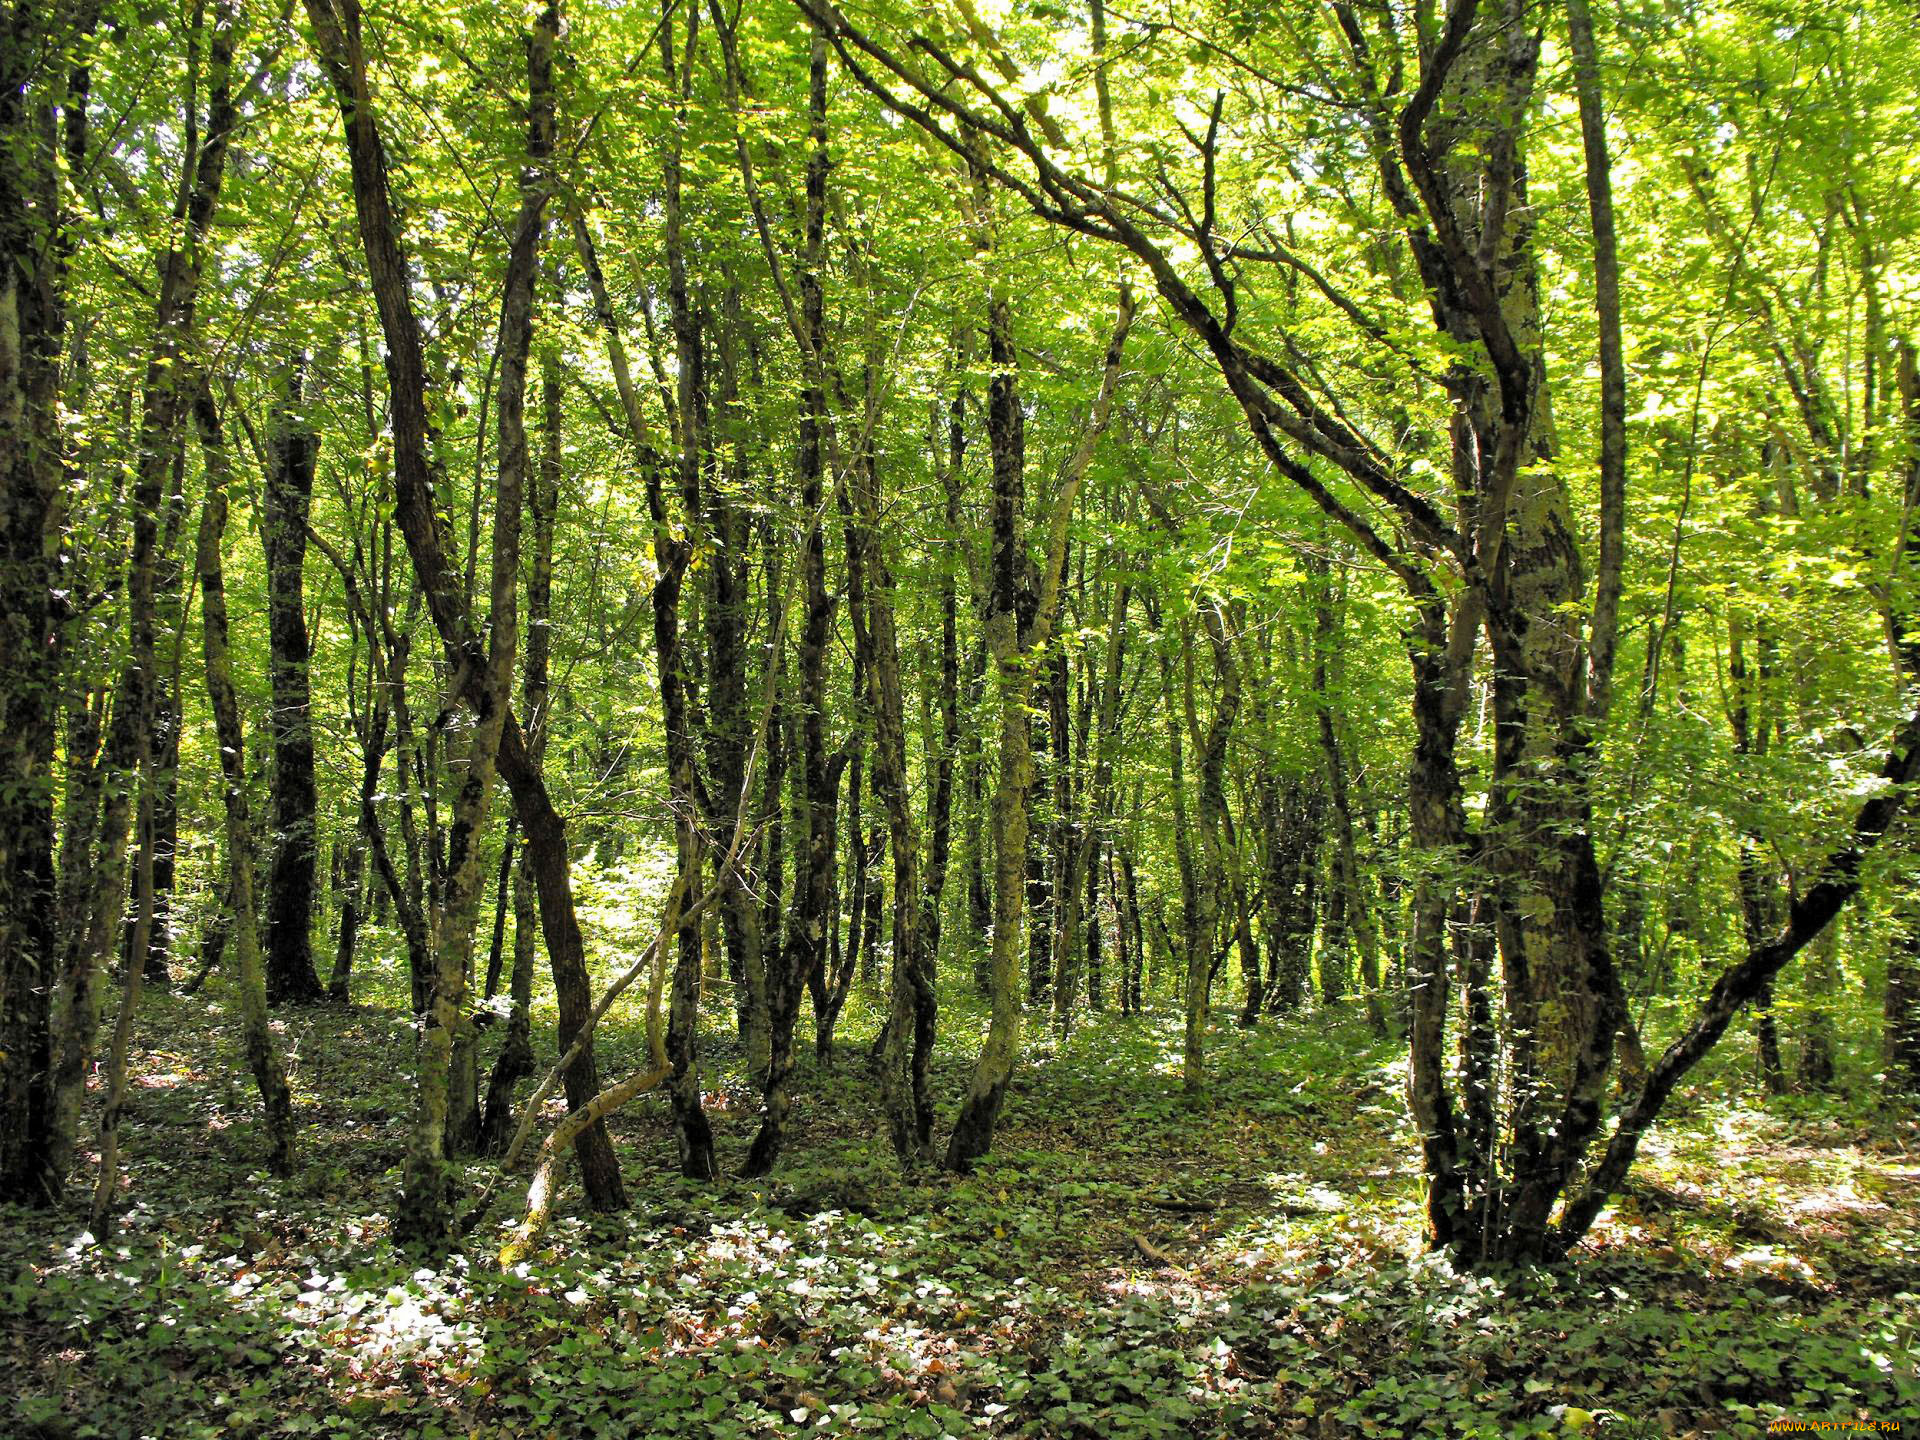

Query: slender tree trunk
left=947, top=253, right=1032, bottom=1170
left=705, top=283, right=770, bottom=1092
left=1025, top=689, right=1055, bottom=1006
left=1184, top=605, right=1242, bottom=1086
left=1727, top=613, right=1787, bottom=1096
left=746, top=20, right=835, bottom=1176
left=963, top=635, right=992, bottom=975
left=91, top=0, right=242, bottom=1231
left=1880, top=350, right=1920, bottom=1091
left=1889, top=903, right=1920, bottom=1095
left=1158, top=617, right=1205, bottom=1094
left=1117, top=834, right=1144, bottom=1014
left=921, top=375, right=967, bottom=968
left=948, top=276, right=1133, bottom=1167
left=45, top=393, right=120, bottom=1183
left=1309, top=555, right=1384, bottom=1033
left=480, top=351, right=561, bottom=1155
left=866, top=413, right=935, bottom=1163
left=130, top=460, right=194, bottom=989
left=1046, top=641, right=1079, bottom=1027
left=1798, top=925, right=1838, bottom=1089
left=653, top=0, right=717, bottom=1181
left=330, top=809, right=367, bottom=1003
left=46, top=687, right=108, bottom=1186
left=394, top=0, right=553, bottom=1248
left=754, top=520, right=787, bottom=1073
left=194, top=382, right=296, bottom=1176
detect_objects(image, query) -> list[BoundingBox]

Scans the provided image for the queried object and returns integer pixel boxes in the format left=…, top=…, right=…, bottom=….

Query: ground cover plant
left=6, top=964, right=1918, bottom=1437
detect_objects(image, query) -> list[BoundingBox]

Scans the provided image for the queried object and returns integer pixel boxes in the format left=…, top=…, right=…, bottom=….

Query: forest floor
left=5, top=965, right=1918, bottom=1440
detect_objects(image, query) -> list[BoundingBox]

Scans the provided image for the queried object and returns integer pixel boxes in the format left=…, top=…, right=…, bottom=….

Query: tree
left=798, top=0, right=1920, bottom=1261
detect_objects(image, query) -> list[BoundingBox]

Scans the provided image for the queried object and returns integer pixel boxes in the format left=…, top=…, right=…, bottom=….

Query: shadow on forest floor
left=3, top=967, right=1917, bottom=1439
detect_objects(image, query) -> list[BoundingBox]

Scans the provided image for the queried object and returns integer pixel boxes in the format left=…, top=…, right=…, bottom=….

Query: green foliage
left=7, top=987, right=1915, bottom=1438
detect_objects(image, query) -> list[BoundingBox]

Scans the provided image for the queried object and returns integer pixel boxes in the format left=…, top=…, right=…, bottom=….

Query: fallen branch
left=1131, top=1233, right=1188, bottom=1274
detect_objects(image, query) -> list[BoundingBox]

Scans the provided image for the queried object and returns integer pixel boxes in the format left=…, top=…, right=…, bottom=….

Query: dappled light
left=7, top=986, right=1918, bottom=1434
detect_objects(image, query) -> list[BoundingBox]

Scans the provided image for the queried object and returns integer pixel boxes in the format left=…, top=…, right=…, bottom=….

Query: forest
left=2, top=0, right=1918, bottom=1432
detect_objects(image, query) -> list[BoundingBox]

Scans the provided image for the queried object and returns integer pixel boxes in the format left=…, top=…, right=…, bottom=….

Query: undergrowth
left=4, top=964, right=1916, bottom=1439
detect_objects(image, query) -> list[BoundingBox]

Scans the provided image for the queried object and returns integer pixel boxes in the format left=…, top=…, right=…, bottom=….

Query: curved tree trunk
left=392, top=0, right=550, bottom=1249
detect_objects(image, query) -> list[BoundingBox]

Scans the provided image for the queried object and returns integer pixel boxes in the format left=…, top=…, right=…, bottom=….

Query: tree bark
left=481, top=351, right=562, bottom=1155
left=391, top=0, right=550, bottom=1249
left=0, top=0, right=89, bottom=1205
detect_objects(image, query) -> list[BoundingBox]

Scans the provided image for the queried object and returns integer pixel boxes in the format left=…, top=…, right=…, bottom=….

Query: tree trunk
left=921, top=373, right=967, bottom=969
left=262, top=355, right=325, bottom=1006
left=1309, top=553, right=1385, bottom=1033
left=304, top=0, right=624, bottom=1220
left=948, top=275, right=1133, bottom=1167
left=1162, top=618, right=1207, bottom=1097
left=963, top=635, right=993, bottom=973
left=705, top=282, right=771, bottom=1093
left=1889, top=907, right=1920, bottom=1095
left=91, top=0, right=242, bottom=1231
left=194, top=382, right=296, bottom=1176
left=746, top=19, right=835, bottom=1176
left=128, top=460, right=194, bottom=990
left=394, top=0, right=552, bottom=1249
left=0, top=2, right=87, bottom=1204
left=480, top=350, right=562, bottom=1155
left=329, top=832, right=365, bottom=1004
left=865, top=407, right=936, bottom=1164
left=947, top=260, right=1032, bottom=1171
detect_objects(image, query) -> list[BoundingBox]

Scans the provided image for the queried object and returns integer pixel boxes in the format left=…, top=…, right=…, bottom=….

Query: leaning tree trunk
left=305, top=0, right=625, bottom=1221
left=392, top=0, right=552, bottom=1251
